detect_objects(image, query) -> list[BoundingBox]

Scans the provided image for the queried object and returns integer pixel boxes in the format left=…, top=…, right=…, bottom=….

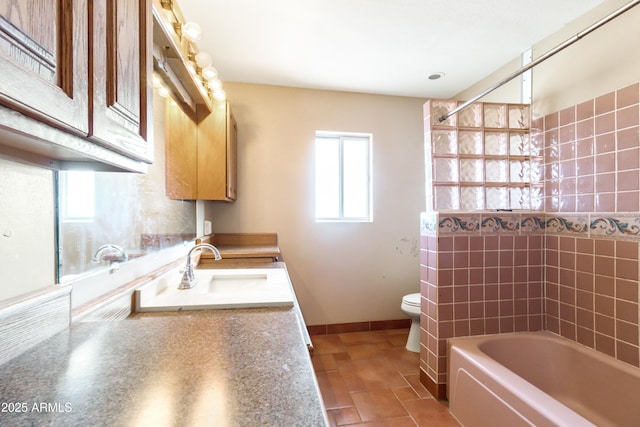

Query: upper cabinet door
left=90, top=0, right=153, bottom=163
left=0, top=0, right=89, bottom=135
left=196, top=101, right=237, bottom=202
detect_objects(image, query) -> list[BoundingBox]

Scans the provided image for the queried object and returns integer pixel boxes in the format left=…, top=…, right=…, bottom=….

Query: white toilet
left=401, top=293, right=421, bottom=353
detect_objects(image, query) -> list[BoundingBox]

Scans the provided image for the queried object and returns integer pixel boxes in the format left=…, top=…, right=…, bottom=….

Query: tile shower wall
left=538, top=82, right=640, bottom=213
left=419, top=212, right=545, bottom=399
left=545, top=235, right=639, bottom=365
left=419, top=82, right=640, bottom=399
left=541, top=82, right=640, bottom=367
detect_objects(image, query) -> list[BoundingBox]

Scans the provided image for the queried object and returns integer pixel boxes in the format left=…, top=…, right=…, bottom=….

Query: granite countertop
left=0, top=307, right=328, bottom=426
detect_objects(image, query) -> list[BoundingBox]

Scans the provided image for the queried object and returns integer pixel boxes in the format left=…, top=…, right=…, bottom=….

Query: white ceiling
left=179, top=0, right=607, bottom=99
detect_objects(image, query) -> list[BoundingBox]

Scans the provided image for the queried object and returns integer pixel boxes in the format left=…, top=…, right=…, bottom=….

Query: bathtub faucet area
left=179, top=244, right=222, bottom=290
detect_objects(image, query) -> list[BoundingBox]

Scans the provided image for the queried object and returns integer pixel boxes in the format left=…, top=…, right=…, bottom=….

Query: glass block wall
left=424, top=100, right=542, bottom=211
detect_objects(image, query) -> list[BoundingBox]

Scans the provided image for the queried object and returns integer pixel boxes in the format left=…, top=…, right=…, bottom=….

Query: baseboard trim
left=420, top=367, right=447, bottom=400
left=307, top=318, right=410, bottom=336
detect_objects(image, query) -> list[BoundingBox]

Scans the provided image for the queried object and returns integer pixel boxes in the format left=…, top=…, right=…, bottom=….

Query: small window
left=314, top=132, right=372, bottom=222
left=59, top=170, right=95, bottom=222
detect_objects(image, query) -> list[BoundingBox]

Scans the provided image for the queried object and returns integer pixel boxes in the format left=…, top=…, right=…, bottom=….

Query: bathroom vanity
left=0, top=254, right=327, bottom=425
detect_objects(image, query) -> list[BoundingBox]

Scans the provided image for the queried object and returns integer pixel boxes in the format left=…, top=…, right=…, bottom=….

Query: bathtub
left=448, top=331, right=640, bottom=427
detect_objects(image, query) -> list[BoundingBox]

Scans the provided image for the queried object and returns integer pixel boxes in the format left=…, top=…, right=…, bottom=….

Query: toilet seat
left=402, top=292, right=421, bottom=307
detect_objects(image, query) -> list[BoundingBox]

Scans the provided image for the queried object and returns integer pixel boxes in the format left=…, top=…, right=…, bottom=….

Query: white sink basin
left=135, top=268, right=294, bottom=312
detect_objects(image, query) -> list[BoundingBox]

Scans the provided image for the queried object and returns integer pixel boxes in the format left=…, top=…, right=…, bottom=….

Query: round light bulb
left=195, top=51, right=212, bottom=68
left=207, top=78, right=222, bottom=91
left=158, top=86, right=170, bottom=98
left=182, top=22, right=202, bottom=42
left=213, top=89, right=226, bottom=101
left=202, top=66, right=218, bottom=80
left=152, top=74, right=162, bottom=88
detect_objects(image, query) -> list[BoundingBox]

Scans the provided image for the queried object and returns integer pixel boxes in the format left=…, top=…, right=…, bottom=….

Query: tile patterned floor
left=311, top=329, right=461, bottom=427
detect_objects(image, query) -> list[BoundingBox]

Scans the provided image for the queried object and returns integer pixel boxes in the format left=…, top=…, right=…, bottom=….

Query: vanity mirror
left=0, top=127, right=195, bottom=300
left=57, top=95, right=197, bottom=282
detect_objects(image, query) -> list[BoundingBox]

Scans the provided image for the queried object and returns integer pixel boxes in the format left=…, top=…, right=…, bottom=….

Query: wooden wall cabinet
left=165, top=100, right=237, bottom=201
left=197, top=101, right=237, bottom=201
left=0, top=0, right=152, bottom=170
left=0, top=0, right=89, bottom=135
left=90, top=0, right=153, bottom=163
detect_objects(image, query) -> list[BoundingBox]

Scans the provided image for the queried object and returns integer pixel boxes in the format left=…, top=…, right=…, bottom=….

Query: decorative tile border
left=421, top=211, right=545, bottom=236
left=480, top=214, right=521, bottom=234
left=520, top=215, right=546, bottom=233
left=440, top=214, right=480, bottom=234
left=421, top=211, right=640, bottom=241
left=544, top=214, right=589, bottom=235
left=420, top=211, right=438, bottom=235
left=546, top=213, right=640, bottom=240
left=587, top=214, right=640, bottom=240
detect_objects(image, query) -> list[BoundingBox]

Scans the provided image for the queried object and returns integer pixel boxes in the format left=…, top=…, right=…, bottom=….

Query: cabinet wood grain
left=165, top=100, right=237, bottom=201
left=0, top=0, right=89, bottom=134
left=165, top=98, right=197, bottom=199
left=90, top=0, right=153, bottom=163
left=197, top=101, right=237, bottom=201
left=0, top=0, right=153, bottom=171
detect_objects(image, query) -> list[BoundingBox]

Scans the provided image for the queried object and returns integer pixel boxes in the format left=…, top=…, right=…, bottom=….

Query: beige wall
left=207, top=83, right=426, bottom=325
left=0, top=158, right=55, bottom=300
left=532, top=0, right=640, bottom=118
left=454, top=56, right=523, bottom=104
left=455, top=0, right=640, bottom=117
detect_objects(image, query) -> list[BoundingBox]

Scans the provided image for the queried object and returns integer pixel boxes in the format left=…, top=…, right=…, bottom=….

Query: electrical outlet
left=204, top=220, right=212, bottom=235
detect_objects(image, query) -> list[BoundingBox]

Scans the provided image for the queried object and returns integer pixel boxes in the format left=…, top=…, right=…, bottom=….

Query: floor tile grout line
left=398, top=399, right=422, bottom=427
left=313, top=329, right=459, bottom=426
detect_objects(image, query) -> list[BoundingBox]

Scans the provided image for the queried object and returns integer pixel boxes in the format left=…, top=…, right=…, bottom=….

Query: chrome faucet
left=92, top=244, right=128, bottom=263
left=179, top=243, right=222, bottom=289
